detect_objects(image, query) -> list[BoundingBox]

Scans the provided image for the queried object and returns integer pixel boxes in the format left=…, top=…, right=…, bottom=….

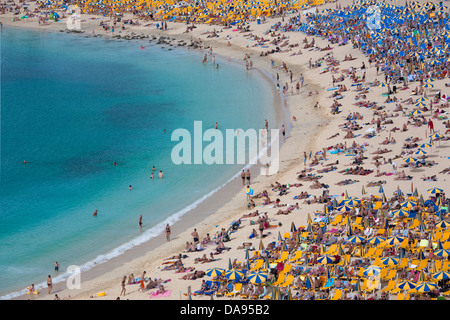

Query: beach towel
left=150, top=290, right=172, bottom=298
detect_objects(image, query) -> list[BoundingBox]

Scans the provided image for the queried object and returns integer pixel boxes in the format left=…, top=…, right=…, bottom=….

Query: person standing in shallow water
left=241, top=170, right=246, bottom=185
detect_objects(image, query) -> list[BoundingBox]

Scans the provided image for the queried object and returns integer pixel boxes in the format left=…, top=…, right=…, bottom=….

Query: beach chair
left=396, top=258, right=409, bottom=269
left=216, top=283, right=233, bottom=297
left=283, top=233, right=291, bottom=240
left=288, top=250, right=303, bottom=262
left=444, top=242, right=450, bottom=250
left=408, top=259, right=420, bottom=270
left=442, top=261, right=450, bottom=272
left=441, top=232, right=450, bottom=242
left=433, top=231, right=443, bottom=241
left=435, top=260, right=443, bottom=271
left=360, top=278, right=369, bottom=291
left=225, top=283, right=242, bottom=297
left=275, top=251, right=289, bottom=263
left=250, top=259, right=264, bottom=271
left=417, top=259, right=428, bottom=270
left=322, top=277, right=335, bottom=290
left=280, top=274, right=294, bottom=287
left=396, top=293, right=405, bottom=300
left=380, top=280, right=396, bottom=293
left=278, top=264, right=292, bottom=276
left=324, top=244, right=338, bottom=255
left=353, top=217, right=363, bottom=225
left=330, top=289, right=343, bottom=300
left=363, top=247, right=376, bottom=258
left=271, top=274, right=286, bottom=286
left=376, top=228, right=386, bottom=236
left=384, top=269, right=397, bottom=281
left=409, top=219, right=420, bottom=229
left=331, top=214, right=343, bottom=226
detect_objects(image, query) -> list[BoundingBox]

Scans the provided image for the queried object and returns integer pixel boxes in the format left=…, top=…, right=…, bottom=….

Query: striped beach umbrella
left=225, top=269, right=244, bottom=281
left=380, top=257, right=399, bottom=266
left=386, top=236, right=406, bottom=245
left=400, top=201, right=417, bottom=209
left=432, top=271, right=450, bottom=281
left=363, top=265, right=382, bottom=277
left=248, top=271, right=268, bottom=284
left=419, top=143, right=433, bottom=149
left=415, top=148, right=427, bottom=155
left=428, top=188, right=444, bottom=195
left=304, top=275, right=313, bottom=289
left=397, top=280, right=417, bottom=291
left=343, top=198, right=361, bottom=207
left=403, top=157, right=417, bottom=164
left=434, top=249, right=450, bottom=258
left=430, top=133, right=444, bottom=140
left=367, top=236, right=385, bottom=245
left=347, top=235, right=366, bottom=244
left=317, top=254, right=335, bottom=265
left=415, top=282, right=437, bottom=293
left=436, top=220, right=450, bottom=229
left=337, top=205, right=353, bottom=212
left=392, top=209, right=410, bottom=217
left=206, top=267, right=225, bottom=277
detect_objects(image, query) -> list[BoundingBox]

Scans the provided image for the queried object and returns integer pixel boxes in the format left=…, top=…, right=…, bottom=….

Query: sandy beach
left=2, top=0, right=449, bottom=301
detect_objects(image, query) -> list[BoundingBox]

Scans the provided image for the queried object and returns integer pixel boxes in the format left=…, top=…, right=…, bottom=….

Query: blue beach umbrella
left=434, top=249, right=450, bottom=258
left=363, top=265, right=382, bottom=277
left=206, top=268, right=225, bottom=277
left=392, top=209, right=409, bottom=217
left=428, top=188, right=444, bottom=195
left=248, top=271, right=268, bottom=284
left=386, top=236, right=406, bottom=245
left=367, top=236, right=385, bottom=245
left=397, top=280, right=417, bottom=291
left=317, top=254, right=335, bottom=265
left=432, top=271, right=450, bottom=281
left=347, top=235, right=366, bottom=244
left=380, top=257, right=399, bottom=266
left=415, top=282, right=437, bottom=293
left=225, top=269, right=244, bottom=281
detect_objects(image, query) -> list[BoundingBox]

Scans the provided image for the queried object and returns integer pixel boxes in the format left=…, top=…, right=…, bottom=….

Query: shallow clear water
left=0, top=27, right=276, bottom=298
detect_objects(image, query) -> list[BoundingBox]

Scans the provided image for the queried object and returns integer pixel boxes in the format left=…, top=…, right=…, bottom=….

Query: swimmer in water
left=152, top=166, right=156, bottom=171
left=93, top=210, right=98, bottom=216
left=215, top=122, right=218, bottom=129
left=129, top=185, right=133, bottom=190
left=158, top=170, right=164, bottom=178
left=113, top=162, right=117, bottom=166
left=151, top=172, right=154, bottom=179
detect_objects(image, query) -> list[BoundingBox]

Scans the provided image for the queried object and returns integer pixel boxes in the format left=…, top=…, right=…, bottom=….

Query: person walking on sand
left=120, top=276, right=127, bottom=296
left=241, top=170, right=246, bottom=185
left=265, top=119, right=268, bottom=131
left=166, top=224, right=171, bottom=242
left=47, top=275, right=52, bottom=294
left=246, top=169, right=251, bottom=185
left=281, top=125, right=286, bottom=141
left=192, top=229, right=199, bottom=243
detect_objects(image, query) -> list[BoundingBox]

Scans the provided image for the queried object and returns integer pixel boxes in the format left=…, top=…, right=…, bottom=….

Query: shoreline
left=0, top=14, right=328, bottom=300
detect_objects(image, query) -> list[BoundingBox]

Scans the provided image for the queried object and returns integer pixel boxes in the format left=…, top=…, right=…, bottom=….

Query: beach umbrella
left=386, top=236, right=406, bottom=245
left=206, top=267, right=225, bottom=278
left=419, top=143, right=432, bottom=149
left=400, top=201, right=417, bottom=209
left=429, top=133, right=444, bottom=140
left=225, top=269, right=244, bottom=281
left=380, top=257, right=399, bottom=266
left=304, top=275, right=313, bottom=289
left=317, top=254, right=335, bottom=265
left=291, top=222, right=297, bottom=233
left=403, top=157, right=417, bottom=164
left=337, top=205, right=353, bottom=212
left=428, top=188, right=444, bottom=195
left=436, top=220, right=450, bottom=229
left=422, top=82, right=434, bottom=89
left=379, top=185, right=384, bottom=193
left=415, top=148, right=427, bottom=155
left=434, top=249, right=450, bottom=258
left=392, top=209, right=410, bottom=217
left=432, top=271, right=450, bottom=281
left=347, top=235, right=366, bottom=244
left=415, top=282, right=437, bottom=293
left=363, top=265, right=382, bottom=277
left=354, top=278, right=361, bottom=292
left=397, top=280, right=417, bottom=291
left=258, top=238, right=265, bottom=250
left=367, top=236, right=385, bottom=245
left=248, top=271, right=268, bottom=284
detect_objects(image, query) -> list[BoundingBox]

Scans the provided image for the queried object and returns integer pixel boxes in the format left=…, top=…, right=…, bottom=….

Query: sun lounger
left=330, top=289, right=343, bottom=300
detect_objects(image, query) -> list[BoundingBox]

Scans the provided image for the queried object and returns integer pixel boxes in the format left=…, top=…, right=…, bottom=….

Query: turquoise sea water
left=0, top=27, right=277, bottom=298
